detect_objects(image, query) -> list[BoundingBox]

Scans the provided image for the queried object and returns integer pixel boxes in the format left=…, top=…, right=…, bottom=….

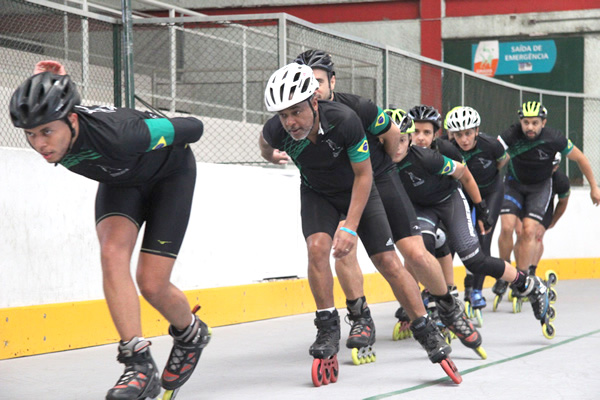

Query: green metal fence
left=2, top=0, right=599, bottom=183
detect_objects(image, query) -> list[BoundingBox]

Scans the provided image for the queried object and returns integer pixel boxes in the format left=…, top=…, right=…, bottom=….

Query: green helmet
left=384, top=108, right=415, bottom=134
left=518, top=101, right=547, bottom=119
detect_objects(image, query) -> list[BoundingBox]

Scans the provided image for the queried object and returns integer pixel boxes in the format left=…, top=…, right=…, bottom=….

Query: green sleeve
left=144, top=119, right=175, bottom=151
left=348, top=136, right=370, bottom=163
left=366, top=106, right=392, bottom=136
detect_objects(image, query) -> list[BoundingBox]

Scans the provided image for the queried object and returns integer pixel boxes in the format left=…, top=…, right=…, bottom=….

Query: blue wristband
left=340, top=227, right=357, bottom=236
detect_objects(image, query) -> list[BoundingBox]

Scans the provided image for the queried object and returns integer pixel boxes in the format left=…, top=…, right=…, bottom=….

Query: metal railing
left=2, top=0, right=599, bottom=182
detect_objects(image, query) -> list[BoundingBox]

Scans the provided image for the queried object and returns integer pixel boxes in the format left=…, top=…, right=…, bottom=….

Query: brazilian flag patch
left=375, top=112, right=386, bottom=128
left=153, top=136, right=167, bottom=150
left=441, top=160, right=454, bottom=175
left=358, top=139, right=369, bottom=153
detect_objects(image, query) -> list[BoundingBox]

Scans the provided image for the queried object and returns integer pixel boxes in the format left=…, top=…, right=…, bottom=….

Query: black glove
left=475, top=200, right=494, bottom=232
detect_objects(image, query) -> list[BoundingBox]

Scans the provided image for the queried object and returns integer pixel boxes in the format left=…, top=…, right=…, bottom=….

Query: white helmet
left=264, top=63, right=319, bottom=112
left=445, top=106, right=481, bottom=131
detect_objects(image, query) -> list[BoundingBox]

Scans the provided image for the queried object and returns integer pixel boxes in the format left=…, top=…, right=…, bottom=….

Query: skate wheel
left=542, top=322, right=555, bottom=339
left=547, top=305, right=556, bottom=322
left=351, top=348, right=361, bottom=365
left=512, top=297, right=522, bottom=313
left=493, top=295, right=501, bottom=312
left=549, top=287, right=557, bottom=303
left=545, top=270, right=558, bottom=286
left=329, top=355, right=339, bottom=383
left=392, top=322, right=402, bottom=341
left=465, top=301, right=474, bottom=319
left=440, top=358, right=462, bottom=384
left=161, top=388, right=180, bottom=400
left=474, top=346, right=487, bottom=360
left=474, top=309, right=483, bottom=328
left=311, top=358, right=324, bottom=387
left=508, top=289, right=514, bottom=301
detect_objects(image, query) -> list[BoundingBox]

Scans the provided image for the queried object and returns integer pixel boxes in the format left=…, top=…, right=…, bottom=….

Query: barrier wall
left=1, top=147, right=599, bottom=359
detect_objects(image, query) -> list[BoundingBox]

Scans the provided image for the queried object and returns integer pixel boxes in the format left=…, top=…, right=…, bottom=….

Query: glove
left=475, top=200, right=494, bottom=231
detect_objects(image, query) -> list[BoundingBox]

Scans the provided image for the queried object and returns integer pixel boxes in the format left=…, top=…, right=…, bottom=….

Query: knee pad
left=422, top=232, right=436, bottom=255
left=463, top=253, right=505, bottom=280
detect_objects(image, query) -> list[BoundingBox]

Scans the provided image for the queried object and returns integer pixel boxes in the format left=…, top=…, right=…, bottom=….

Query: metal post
left=121, top=0, right=135, bottom=108
left=242, top=27, right=247, bottom=122
left=113, top=24, right=122, bottom=107
left=278, top=14, right=286, bottom=67
left=383, top=48, right=388, bottom=108
left=460, top=71, right=465, bottom=105
left=63, top=0, right=69, bottom=61
left=81, top=0, right=89, bottom=99
left=169, top=9, right=177, bottom=113
left=565, top=96, right=570, bottom=178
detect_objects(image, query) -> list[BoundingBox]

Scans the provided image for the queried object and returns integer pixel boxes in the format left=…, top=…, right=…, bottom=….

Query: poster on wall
left=472, top=40, right=557, bottom=77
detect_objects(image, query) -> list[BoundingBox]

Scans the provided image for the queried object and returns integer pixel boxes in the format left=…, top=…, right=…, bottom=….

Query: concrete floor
left=1, top=279, right=599, bottom=400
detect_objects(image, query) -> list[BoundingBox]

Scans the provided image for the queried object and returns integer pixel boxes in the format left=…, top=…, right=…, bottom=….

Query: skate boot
left=437, top=296, right=487, bottom=360
left=410, top=316, right=462, bottom=384
left=162, top=305, right=212, bottom=398
left=492, top=279, right=509, bottom=311
left=106, top=337, right=161, bottom=400
left=392, top=306, right=412, bottom=341
left=470, top=289, right=486, bottom=327
left=514, top=276, right=556, bottom=339
left=426, top=293, right=454, bottom=345
left=345, top=298, right=376, bottom=365
left=310, top=310, right=340, bottom=387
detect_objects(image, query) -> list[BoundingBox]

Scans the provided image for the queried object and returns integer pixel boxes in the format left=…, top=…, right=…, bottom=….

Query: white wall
left=2, top=147, right=599, bottom=309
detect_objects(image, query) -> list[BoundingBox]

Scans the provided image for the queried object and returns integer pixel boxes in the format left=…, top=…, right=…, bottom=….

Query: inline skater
left=9, top=61, right=209, bottom=400
left=259, top=63, right=462, bottom=385
left=446, top=106, right=508, bottom=323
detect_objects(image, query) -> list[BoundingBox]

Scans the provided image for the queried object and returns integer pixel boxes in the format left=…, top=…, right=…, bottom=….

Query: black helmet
left=408, top=105, right=441, bottom=131
left=294, top=49, right=335, bottom=76
left=9, top=71, right=81, bottom=129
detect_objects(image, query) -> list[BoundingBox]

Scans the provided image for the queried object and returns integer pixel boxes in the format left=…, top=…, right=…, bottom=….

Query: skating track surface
left=2, top=279, right=598, bottom=399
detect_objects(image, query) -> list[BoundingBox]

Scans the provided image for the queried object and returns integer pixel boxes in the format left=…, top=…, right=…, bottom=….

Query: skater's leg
left=136, top=253, right=195, bottom=330
left=334, top=239, right=365, bottom=301
left=396, top=235, right=448, bottom=295
left=498, top=213, right=517, bottom=262
left=306, top=232, right=336, bottom=309
left=97, top=216, right=142, bottom=341
left=370, top=250, right=426, bottom=320
left=514, top=217, right=541, bottom=272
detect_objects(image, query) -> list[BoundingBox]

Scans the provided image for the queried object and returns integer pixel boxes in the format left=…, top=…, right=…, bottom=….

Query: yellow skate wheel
left=543, top=322, right=556, bottom=339
left=547, top=305, right=557, bottom=321
left=474, top=309, right=483, bottom=328
left=474, top=346, right=487, bottom=360
left=465, top=301, right=474, bottom=319
left=549, top=287, right=558, bottom=303
left=351, top=347, right=361, bottom=365
left=508, top=289, right=514, bottom=301
left=392, top=322, right=402, bottom=341
left=512, top=297, right=522, bottom=313
left=162, top=388, right=180, bottom=400
left=493, top=295, right=501, bottom=312
left=545, top=270, right=558, bottom=286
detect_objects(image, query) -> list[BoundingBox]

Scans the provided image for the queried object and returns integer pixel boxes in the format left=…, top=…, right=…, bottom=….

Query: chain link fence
left=2, top=0, right=599, bottom=183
